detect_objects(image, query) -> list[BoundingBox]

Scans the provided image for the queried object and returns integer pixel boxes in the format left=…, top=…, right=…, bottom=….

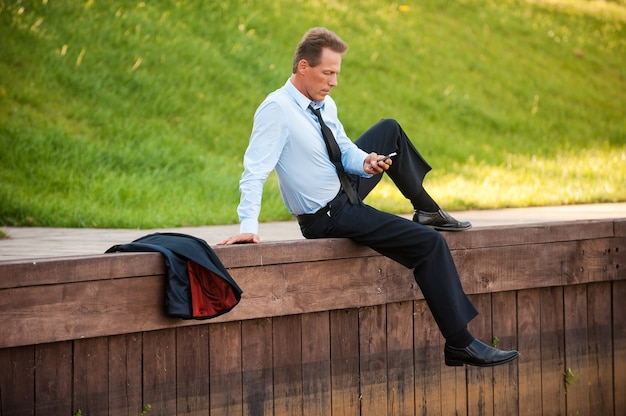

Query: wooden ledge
left=0, top=220, right=624, bottom=348
left=0, top=238, right=375, bottom=290
left=1, top=219, right=622, bottom=289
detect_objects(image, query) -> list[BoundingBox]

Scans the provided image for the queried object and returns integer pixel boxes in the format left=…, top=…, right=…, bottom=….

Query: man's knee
left=376, top=118, right=401, bottom=132
left=356, top=118, right=404, bottom=153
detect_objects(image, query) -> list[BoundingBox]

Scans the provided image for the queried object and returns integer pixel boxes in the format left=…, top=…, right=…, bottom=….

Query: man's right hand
left=217, top=233, right=261, bottom=245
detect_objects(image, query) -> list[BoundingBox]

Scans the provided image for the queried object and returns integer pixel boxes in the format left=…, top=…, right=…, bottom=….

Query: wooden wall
left=0, top=219, right=624, bottom=415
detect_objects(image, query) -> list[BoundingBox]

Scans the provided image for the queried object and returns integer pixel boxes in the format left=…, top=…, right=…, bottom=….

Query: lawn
left=0, top=0, right=624, bottom=228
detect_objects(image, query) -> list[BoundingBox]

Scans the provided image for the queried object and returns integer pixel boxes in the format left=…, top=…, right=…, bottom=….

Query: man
left=219, top=27, right=519, bottom=367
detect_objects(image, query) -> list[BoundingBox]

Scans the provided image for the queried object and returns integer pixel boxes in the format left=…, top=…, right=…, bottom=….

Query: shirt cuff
left=240, top=218, right=259, bottom=235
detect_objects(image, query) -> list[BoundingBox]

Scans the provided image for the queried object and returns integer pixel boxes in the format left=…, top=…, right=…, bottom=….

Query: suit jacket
left=106, top=232, right=242, bottom=319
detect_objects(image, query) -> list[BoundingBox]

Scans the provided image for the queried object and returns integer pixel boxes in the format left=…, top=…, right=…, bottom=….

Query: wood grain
left=0, top=220, right=624, bottom=414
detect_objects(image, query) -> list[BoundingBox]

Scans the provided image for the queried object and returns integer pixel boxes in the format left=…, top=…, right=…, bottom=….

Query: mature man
left=219, top=27, right=519, bottom=367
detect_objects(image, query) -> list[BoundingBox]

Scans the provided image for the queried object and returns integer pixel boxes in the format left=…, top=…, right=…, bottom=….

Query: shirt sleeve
left=237, top=102, right=288, bottom=235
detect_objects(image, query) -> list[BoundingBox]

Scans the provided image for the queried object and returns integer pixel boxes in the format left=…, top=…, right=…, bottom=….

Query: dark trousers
left=297, top=119, right=477, bottom=337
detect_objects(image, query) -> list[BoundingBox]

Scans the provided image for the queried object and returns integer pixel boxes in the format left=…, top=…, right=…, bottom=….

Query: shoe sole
left=432, top=224, right=472, bottom=232
left=445, top=352, right=519, bottom=367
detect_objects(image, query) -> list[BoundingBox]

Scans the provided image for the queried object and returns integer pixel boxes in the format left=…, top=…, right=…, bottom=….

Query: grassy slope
left=0, top=0, right=624, bottom=228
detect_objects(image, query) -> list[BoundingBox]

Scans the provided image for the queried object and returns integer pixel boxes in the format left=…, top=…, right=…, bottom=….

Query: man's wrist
left=240, top=218, right=259, bottom=235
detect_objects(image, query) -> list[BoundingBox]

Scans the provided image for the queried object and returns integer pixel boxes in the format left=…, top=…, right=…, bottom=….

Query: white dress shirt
left=237, top=79, right=370, bottom=234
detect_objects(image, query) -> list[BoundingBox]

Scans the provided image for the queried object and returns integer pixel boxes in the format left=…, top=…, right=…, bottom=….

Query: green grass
left=1, top=0, right=624, bottom=228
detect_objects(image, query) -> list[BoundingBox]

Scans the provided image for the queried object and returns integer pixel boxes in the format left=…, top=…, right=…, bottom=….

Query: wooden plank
left=414, top=299, right=443, bottom=416
left=617, top=240, right=626, bottom=282
left=301, top=311, right=331, bottom=416
left=439, top=365, right=466, bottom=416
left=108, top=334, right=143, bottom=416
left=0, top=239, right=373, bottom=288
left=578, top=238, right=624, bottom=283
left=614, top=280, right=626, bottom=416
left=175, top=325, right=210, bottom=415
left=454, top=239, right=622, bottom=297
left=446, top=220, right=615, bottom=250
left=216, top=238, right=377, bottom=269
left=539, top=287, right=566, bottom=415
left=563, top=285, right=590, bottom=416
left=209, top=321, right=243, bottom=416
left=0, top=346, right=34, bottom=416
left=34, top=341, right=72, bottom=415
left=385, top=301, right=415, bottom=416
left=227, top=257, right=416, bottom=326
left=453, top=243, right=568, bottom=295
left=73, top=337, right=110, bottom=416
left=0, top=221, right=615, bottom=277
left=241, top=318, right=273, bottom=416
left=0, top=221, right=618, bottom=290
left=586, top=282, right=614, bottom=415
left=330, top=308, right=360, bottom=416
left=142, top=328, right=177, bottom=415
left=272, top=314, right=303, bottom=416
left=467, top=294, right=494, bottom=416
left=0, top=276, right=173, bottom=348
left=517, top=289, right=542, bottom=416
left=492, top=291, right=519, bottom=416
left=0, top=252, right=164, bottom=289
left=0, top=221, right=617, bottom=286
left=445, top=220, right=614, bottom=250
left=358, top=304, right=387, bottom=416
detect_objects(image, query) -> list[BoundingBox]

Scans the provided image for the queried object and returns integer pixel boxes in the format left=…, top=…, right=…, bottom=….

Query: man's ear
left=297, top=59, right=309, bottom=74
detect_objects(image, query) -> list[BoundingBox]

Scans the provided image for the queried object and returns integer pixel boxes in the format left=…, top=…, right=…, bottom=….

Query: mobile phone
left=380, top=152, right=397, bottom=160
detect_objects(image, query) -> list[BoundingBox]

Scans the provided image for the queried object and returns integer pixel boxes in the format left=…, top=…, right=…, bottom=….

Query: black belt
left=295, top=191, right=351, bottom=224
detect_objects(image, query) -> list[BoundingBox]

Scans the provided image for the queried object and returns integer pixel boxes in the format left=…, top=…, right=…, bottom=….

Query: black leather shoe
left=414, top=209, right=472, bottom=231
left=444, top=339, right=520, bottom=367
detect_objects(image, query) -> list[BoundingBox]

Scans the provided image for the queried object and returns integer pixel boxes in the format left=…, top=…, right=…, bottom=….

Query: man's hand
left=217, top=233, right=261, bottom=245
left=364, top=152, right=393, bottom=175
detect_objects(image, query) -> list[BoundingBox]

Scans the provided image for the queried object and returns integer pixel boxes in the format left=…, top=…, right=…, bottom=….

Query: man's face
left=301, top=48, right=342, bottom=102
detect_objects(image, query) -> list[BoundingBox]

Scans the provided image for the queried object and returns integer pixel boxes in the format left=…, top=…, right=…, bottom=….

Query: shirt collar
left=285, top=78, right=325, bottom=111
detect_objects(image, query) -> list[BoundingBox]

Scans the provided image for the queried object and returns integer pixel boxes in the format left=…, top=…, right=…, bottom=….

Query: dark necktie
left=308, top=105, right=359, bottom=205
